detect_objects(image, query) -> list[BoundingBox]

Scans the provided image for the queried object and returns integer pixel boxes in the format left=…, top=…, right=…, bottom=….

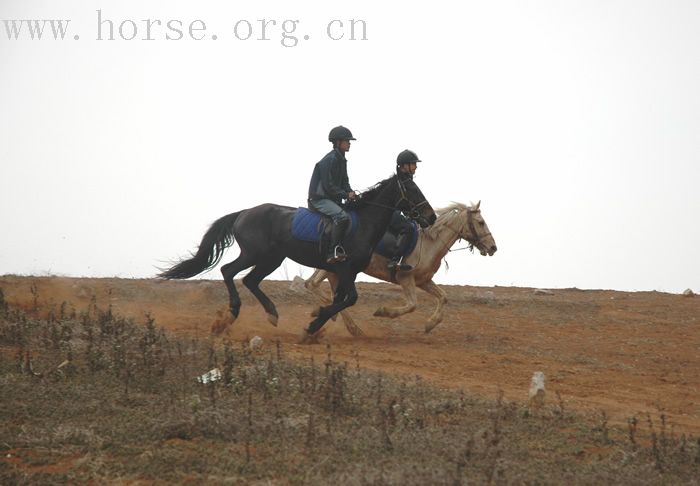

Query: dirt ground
left=2, top=275, right=699, bottom=435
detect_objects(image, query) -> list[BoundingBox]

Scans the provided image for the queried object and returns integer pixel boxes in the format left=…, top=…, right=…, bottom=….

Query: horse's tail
left=159, top=211, right=241, bottom=279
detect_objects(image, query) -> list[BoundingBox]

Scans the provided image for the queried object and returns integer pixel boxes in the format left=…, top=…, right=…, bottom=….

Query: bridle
left=359, top=176, right=430, bottom=226
left=442, top=208, right=492, bottom=253
left=395, top=177, right=431, bottom=225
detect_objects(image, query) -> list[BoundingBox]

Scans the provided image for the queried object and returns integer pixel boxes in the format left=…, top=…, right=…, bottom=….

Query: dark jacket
left=308, top=149, right=353, bottom=204
left=388, top=172, right=415, bottom=234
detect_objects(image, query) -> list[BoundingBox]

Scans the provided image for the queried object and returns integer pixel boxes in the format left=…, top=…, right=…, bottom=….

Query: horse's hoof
left=299, top=329, right=324, bottom=345
left=424, top=321, right=440, bottom=333
left=299, top=330, right=314, bottom=344
left=267, top=313, right=278, bottom=327
left=310, top=307, right=320, bottom=318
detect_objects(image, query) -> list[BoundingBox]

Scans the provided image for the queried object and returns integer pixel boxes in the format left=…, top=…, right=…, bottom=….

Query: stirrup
left=326, top=245, right=347, bottom=264
left=388, top=257, right=412, bottom=272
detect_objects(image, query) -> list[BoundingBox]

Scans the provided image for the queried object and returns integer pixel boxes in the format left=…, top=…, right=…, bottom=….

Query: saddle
left=375, top=221, right=419, bottom=260
left=291, top=208, right=358, bottom=243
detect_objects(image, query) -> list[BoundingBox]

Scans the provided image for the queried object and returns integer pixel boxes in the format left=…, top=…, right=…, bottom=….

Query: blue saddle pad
left=291, top=208, right=358, bottom=243
left=375, top=221, right=419, bottom=258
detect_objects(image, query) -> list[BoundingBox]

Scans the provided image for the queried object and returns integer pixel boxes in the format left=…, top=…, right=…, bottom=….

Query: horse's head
left=460, top=201, right=497, bottom=256
left=396, top=173, right=436, bottom=228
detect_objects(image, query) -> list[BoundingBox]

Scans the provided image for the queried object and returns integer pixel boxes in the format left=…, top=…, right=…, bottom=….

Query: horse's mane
left=355, top=174, right=397, bottom=201
left=423, top=202, right=474, bottom=241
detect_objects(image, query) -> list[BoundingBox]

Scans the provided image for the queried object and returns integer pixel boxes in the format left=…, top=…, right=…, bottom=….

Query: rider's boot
left=326, top=219, right=349, bottom=264
left=386, top=231, right=413, bottom=271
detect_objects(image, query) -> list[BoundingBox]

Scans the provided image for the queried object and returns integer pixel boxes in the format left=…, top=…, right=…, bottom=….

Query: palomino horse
left=159, top=173, right=436, bottom=341
left=305, top=201, right=496, bottom=334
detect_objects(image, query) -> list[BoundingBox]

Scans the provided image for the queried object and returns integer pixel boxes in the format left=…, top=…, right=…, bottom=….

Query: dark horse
left=159, top=173, right=436, bottom=341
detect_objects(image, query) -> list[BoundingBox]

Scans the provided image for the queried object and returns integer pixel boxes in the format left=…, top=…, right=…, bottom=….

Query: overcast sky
left=1, top=0, right=698, bottom=293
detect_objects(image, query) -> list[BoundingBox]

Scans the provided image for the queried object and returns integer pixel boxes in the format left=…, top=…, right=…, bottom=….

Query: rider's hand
left=347, top=191, right=357, bottom=201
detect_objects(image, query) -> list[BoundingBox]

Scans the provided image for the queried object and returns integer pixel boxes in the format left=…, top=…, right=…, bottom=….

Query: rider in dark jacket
left=387, top=149, right=422, bottom=272
left=308, top=126, right=357, bottom=263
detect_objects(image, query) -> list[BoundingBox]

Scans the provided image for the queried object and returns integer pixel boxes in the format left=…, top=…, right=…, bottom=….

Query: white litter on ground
left=250, top=336, right=263, bottom=351
left=197, top=368, right=222, bottom=384
left=529, top=371, right=546, bottom=409
left=534, top=289, right=554, bottom=296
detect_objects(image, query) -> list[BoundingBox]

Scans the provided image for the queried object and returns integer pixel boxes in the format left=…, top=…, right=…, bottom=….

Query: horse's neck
left=358, top=202, right=396, bottom=238
left=417, top=216, right=463, bottom=264
left=360, top=180, right=400, bottom=235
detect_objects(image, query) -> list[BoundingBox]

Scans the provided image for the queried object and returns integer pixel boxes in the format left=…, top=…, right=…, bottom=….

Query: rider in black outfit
left=387, top=149, right=422, bottom=272
left=308, top=126, right=358, bottom=263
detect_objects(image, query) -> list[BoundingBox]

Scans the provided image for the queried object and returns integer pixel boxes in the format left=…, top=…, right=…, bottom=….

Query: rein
left=437, top=208, right=492, bottom=256
left=358, top=177, right=429, bottom=222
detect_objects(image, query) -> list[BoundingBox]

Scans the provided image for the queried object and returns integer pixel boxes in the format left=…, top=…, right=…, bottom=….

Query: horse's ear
left=476, top=200, right=481, bottom=210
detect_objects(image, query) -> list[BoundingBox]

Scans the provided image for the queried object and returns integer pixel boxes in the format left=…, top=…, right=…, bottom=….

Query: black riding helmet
left=328, top=125, right=356, bottom=142
left=396, top=149, right=421, bottom=167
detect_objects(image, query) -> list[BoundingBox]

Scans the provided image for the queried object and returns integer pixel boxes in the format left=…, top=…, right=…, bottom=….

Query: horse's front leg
left=419, top=280, right=448, bottom=333
left=301, top=275, right=358, bottom=343
left=326, top=272, right=365, bottom=337
left=373, top=274, right=418, bottom=320
left=305, top=269, right=340, bottom=322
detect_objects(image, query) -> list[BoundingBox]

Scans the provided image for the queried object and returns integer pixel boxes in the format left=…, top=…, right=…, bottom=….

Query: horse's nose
left=490, top=245, right=498, bottom=254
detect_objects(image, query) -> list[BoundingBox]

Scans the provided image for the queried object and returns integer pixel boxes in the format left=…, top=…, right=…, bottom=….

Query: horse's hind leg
left=305, top=269, right=332, bottom=305
left=419, top=280, right=447, bottom=333
left=373, top=274, right=418, bottom=320
left=221, top=254, right=256, bottom=320
left=242, top=256, right=285, bottom=326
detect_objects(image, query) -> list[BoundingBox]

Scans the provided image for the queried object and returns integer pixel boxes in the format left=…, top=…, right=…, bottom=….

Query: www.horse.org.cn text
left=1, top=10, right=369, bottom=47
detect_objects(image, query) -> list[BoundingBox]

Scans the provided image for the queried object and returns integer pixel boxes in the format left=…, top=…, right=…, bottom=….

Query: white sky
left=1, top=0, right=698, bottom=293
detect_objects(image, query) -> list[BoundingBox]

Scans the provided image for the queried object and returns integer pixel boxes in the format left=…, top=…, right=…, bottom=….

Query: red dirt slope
left=1, top=275, right=698, bottom=434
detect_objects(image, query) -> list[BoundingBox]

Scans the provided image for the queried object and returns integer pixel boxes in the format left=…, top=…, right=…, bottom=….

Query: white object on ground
left=250, top=335, right=263, bottom=350
left=534, top=289, right=554, bottom=295
left=197, top=368, right=222, bottom=384
left=289, top=276, right=307, bottom=293
left=529, top=371, right=546, bottom=409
